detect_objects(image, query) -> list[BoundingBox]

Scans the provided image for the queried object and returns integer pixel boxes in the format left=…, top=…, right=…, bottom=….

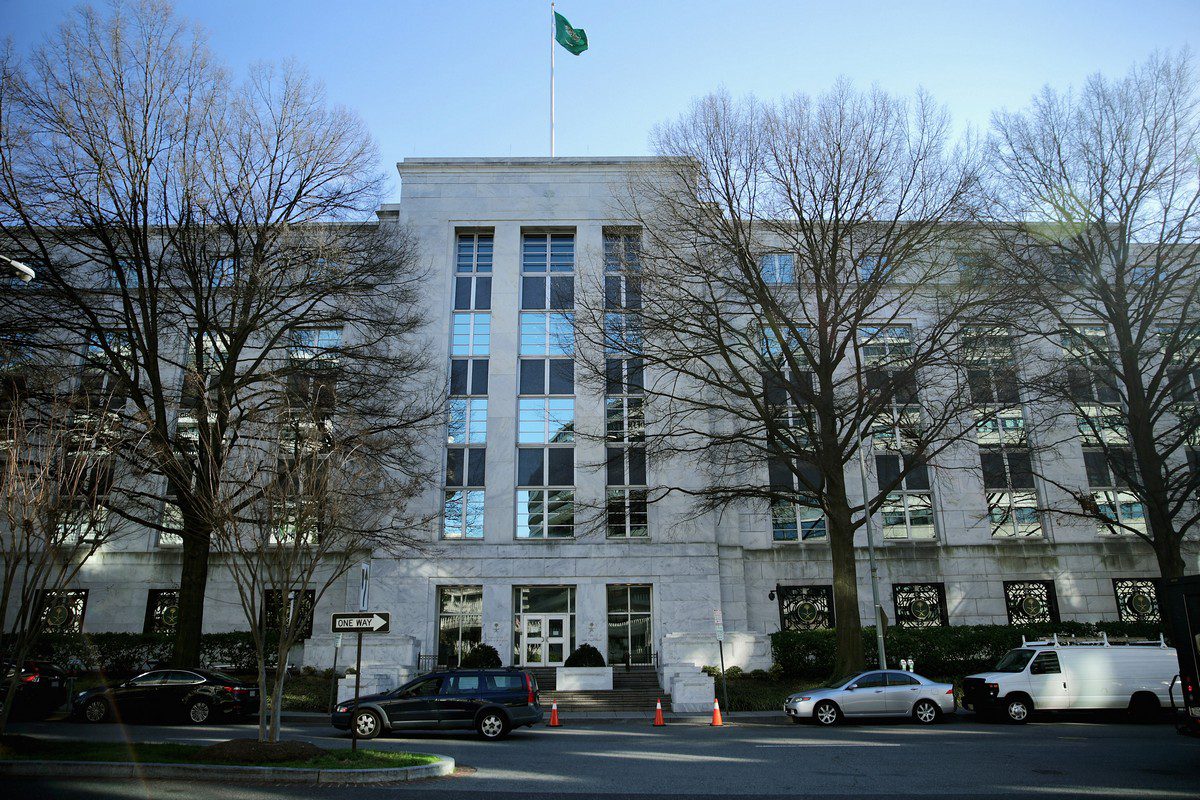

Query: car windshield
left=994, top=649, right=1036, bottom=673
left=822, top=673, right=861, bottom=689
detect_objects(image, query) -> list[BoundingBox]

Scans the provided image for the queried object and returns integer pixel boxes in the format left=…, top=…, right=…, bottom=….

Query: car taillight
left=946, top=688, right=954, bottom=695
left=525, top=673, right=534, bottom=705
left=986, top=682, right=999, bottom=692
left=21, top=674, right=39, bottom=683
left=223, top=685, right=247, bottom=694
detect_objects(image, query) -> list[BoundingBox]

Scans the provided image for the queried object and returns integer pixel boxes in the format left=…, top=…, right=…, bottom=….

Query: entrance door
left=521, top=614, right=569, bottom=666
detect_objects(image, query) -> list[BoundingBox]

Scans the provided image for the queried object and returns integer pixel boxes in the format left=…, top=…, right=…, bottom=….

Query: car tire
left=1003, top=694, right=1032, bottom=724
left=353, top=709, right=382, bottom=740
left=913, top=699, right=940, bottom=724
left=1128, top=693, right=1160, bottom=723
left=813, top=700, right=840, bottom=727
left=477, top=711, right=509, bottom=740
left=83, top=697, right=110, bottom=723
left=186, top=699, right=213, bottom=724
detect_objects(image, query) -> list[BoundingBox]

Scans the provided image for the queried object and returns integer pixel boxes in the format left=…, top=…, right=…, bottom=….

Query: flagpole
left=550, top=2, right=556, bottom=157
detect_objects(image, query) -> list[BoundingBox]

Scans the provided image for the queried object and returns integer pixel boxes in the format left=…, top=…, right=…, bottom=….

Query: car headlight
left=335, top=705, right=349, bottom=713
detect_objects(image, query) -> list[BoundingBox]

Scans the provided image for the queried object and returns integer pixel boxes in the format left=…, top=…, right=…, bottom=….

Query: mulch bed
left=199, top=738, right=325, bottom=764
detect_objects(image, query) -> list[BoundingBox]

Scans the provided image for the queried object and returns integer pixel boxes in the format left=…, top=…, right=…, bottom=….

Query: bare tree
left=984, top=51, right=1200, bottom=593
left=0, top=389, right=129, bottom=733
left=0, top=1, right=441, bottom=666
left=576, top=85, right=1010, bottom=675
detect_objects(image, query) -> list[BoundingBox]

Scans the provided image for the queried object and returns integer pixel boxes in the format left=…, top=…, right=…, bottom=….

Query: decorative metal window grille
left=262, top=589, right=315, bottom=639
left=144, top=589, right=180, bottom=633
left=1004, top=580, right=1059, bottom=625
left=778, top=585, right=834, bottom=631
left=1113, top=579, right=1160, bottom=623
left=892, top=583, right=947, bottom=628
left=39, top=589, right=88, bottom=633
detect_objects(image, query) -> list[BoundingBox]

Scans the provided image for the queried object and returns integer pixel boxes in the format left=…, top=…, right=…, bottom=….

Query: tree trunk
left=257, top=657, right=268, bottom=743
left=827, top=495, right=866, bottom=678
left=171, top=523, right=212, bottom=668
left=270, top=667, right=287, bottom=744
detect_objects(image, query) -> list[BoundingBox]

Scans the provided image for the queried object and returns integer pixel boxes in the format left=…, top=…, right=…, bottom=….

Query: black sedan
left=1, top=660, right=69, bottom=720
left=72, top=669, right=259, bottom=724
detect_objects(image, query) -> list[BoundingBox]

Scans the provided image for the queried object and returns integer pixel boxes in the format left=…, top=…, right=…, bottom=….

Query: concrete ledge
left=0, top=754, right=455, bottom=785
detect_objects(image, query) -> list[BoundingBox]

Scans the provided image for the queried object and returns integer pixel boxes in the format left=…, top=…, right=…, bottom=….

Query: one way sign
left=331, top=612, right=390, bottom=634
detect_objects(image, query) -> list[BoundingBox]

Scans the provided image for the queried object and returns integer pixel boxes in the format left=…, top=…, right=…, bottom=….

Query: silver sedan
left=784, top=670, right=955, bottom=726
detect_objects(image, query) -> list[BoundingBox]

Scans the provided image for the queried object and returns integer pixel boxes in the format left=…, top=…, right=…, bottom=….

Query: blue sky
left=3, top=0, right=1198, bottom=198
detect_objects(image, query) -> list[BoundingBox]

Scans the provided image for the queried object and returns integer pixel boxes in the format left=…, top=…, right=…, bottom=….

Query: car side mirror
left=846, top=684, right=857, bottom=691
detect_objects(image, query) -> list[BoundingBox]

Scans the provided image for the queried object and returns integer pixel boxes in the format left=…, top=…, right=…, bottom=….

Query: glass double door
left=521, top=614, right=569, bottom=666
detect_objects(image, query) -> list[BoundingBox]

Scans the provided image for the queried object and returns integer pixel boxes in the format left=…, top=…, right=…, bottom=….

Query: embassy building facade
left=24, top=157, right=1199, bottom=706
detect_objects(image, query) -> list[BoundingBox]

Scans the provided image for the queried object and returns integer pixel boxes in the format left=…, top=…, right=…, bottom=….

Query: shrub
left=700, top=665, right=720, bottom=677
left=770, top=620, right=1165, bottom=680
left=748, top=669, right=770, bottom=680
left=722, top=666, right=744, bottom=679
left=459, top=644, right=502, bottom=669
left=1, top=631, right=273, bottom=675
left=563, top=643, right=606, bottom=667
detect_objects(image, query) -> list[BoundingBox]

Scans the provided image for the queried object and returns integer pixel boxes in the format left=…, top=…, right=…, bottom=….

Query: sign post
left=332, top=612, right=391, bottom=751
left=714, top=608, right=730, bottom=721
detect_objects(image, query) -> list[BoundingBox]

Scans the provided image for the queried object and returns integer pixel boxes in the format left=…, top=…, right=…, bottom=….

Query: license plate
left=248, top=691, right=257, bottom=697
left=1189, top=706, right=1200, bottom=718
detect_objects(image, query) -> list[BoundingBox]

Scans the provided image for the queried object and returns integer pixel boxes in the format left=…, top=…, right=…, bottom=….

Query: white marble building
left=31, top=157, right=1198, bottom=708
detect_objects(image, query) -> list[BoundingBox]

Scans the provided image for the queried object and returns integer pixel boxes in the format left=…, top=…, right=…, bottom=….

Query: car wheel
left=1004, top=695, right=1032, bottom=724
left=477, top=711, right=508, bottom=740
left=1128, top=693, right=1160, bottom=723
left=813, top=700, right=840, bottom=726
left=353, top=709, right=382, bottom=740
left=913, top=699, right=940, bottom=724
left=83, top=698, right=109, bottom=723
left=187, top=699, right=213, bottom=724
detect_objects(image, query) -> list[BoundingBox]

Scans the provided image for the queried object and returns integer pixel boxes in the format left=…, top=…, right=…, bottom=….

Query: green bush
left=459, top=644, right=502, bottom=668
left=723, top=666, right=744, bottom=679
left=771, top=620, right=1164, bottom=680
left=563, top=643, right=606, bottom=667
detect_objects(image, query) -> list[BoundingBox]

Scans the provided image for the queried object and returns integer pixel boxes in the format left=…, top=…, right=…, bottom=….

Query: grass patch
left=0, top=736, right=436, bottom=770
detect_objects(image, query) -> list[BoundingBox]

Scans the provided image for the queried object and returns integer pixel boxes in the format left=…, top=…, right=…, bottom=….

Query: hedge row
left=771, top=621, right=1165, bottom=680
left=2, top=631, right=275, bottom=675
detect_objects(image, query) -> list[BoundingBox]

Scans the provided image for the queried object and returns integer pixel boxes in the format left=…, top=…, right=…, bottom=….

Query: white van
left=962, top=634, right=1179, bottom=723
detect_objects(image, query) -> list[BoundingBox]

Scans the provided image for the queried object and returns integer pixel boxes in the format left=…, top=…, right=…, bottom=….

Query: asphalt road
left=5, top=713, right=1200, bottom=799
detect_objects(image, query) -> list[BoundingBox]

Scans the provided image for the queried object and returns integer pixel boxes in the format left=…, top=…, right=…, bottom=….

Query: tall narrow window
left=438, top=586, right=483, bottom=667
left=444, top=447, right=485, bottom=539
left=516, top=447, right=574, bottom=538
left=522, top=231, right=573, bottom=311
left=1084, top=447, right=1145, bottom=535
left=455, top=232, right=493, bottom=311
left=606, top=584, right=652, bottom=665
left=768, top=457, right=826, bottom=542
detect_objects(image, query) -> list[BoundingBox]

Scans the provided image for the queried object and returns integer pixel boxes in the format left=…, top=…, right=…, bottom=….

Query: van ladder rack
left=1020, top=632, right=1168, bottom=648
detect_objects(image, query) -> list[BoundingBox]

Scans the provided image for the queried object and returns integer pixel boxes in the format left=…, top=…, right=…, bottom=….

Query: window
left=887, top=672, right=920, bottom=686
left=1063, top=324, right=1119, bottom=404
left=261, top=589, right=315, bottom=639
left=858, top=254, right=888, bottom=282
left=448, top=398, right=487, bottom=444
left=859, top=324, right=913, bottom=364
left=892, top=583, right=947, bottom=628
left=438, top=586, right=483, bottom=667
left=181, top=330, right=227, bottom=409
left=107, top=259, right=140, bottom=290
left=875, top=453, right=934, bottom=540
left=522, top=232, right=574, bottom=273
left=520, top=312, right=573, bottom=356
left=516, top=448, right=573, bottom=539
left=606, top=348, right=647, bottom=538
left=450, top=358, right=489, bottom=397
left=143, top=589, right=180, bottom=634
left=408, top=676, right=444, bottom=696
left=760, top=253, right=795, bottom=284
left=38, top=589, right=88, bottom=633
left=606, top=396, right=644, bottom=443
left=854, top=672, right=887, bottom=688
left=288, top=327, right=341, bottom=361
left=452, top=313, right=491, bottom=356
left=518, top=398, right=574, bottom=444
left=606, top=358, right=644, bottom=395
left=777, top=585, right=834, bottom=631
left=607, top=585, right=652, bottom=665
left=603, top=229, right=641, bottom=273
left=604, top=312, right=642, bottom=356
left=455, top=232, right=493, bottom=311
left=80, top=330, right=131, bottom=404
left=1113, top=578, right=1160, bottom=623
left=955, top=251, right=997, bottom=282
left=1004, top=580, right=1059, bottom=625
left=56, top=500, right=108, bottom=543
left=768, top=457, right=826, bottom=542
left=963, top=326, right=1020, bottom=406
left=1030, top=652, right=1061, bottom=674
left=1084, top=447, right=1146, bottom=535
left=158, top=490, right=184, bottom=547
left=444, top=447, right=485, bottom=539
left=447, top=674, right=481, bottom=692
left=604, top=273, right=641, bottom=310
left=981, top=448, right=1041, bottom=538
left=128, top=672, right=168, bottom=686
left=607, top=488, right=648, bottom=539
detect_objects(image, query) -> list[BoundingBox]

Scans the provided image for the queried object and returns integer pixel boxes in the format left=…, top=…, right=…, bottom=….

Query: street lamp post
left=856, top=421, right=888, bottom=670
left=1, top=254, right=35, bottom=283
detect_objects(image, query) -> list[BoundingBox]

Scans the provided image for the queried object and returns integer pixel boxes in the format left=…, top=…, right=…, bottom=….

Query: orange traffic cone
left=548, top=701, right=561, bottom=727
left=710, top=697, right=724, bottom=727
left=653, top=698, right=665, bottom=726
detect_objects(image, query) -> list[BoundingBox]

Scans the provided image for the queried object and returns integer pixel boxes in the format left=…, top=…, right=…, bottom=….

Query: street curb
left=0, top=754, right=456, bottom=784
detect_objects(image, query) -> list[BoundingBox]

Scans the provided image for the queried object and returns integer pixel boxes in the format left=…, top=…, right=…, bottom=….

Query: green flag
left=554, top=12, right=588, bottom=55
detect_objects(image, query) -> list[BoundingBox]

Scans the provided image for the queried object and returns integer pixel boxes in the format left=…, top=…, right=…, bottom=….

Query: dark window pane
left=605, top=359, right=622, bottom=395
left=628, top=448, right=647, bottom=486
left=475, top=277, right=492, bottom=310
left=627, top=359, right=644, bottom=393
left=995, top=369, right=1020, bottom=404
left=607, top=448, right=623, bottom=486
left=450, top=360, right=468, bottom=396
left=548, top=448, right=574, bottom=486
left=1007, top=451, right=1035, bottom=489
left=1108, top=448, right=1134, bottom=488
left=605, top=276, right=621, bottom=309
left=764, top=371, right=786, bottom=405
left=797, top=459, right=823, bottom=492
left=446, top=449, right=464, bottom=487
left=625, top=277, right=642, bottom=309
left=980, top=451, right=1006, bottom=489
left=518, top=449, right=544, bottom=486
left=904, top=456, right=930, bottom=490
left=550, top=276, right=574, bottom=310
left=967, top=370, right=993, bottom=405
left=520, top=360, right=545, bottom=394
left=894, top=373, right=919, bottom=405
left=454, top=277, right=472, bottom=310
left=875, top=453, right=901, bottom=490
left=1067, top=368, right=1094, bottom=402
left=768, top=457, right=793, bottom=490
left=1095, top=376, right=1120, bottom=403
left=472, top=359, right=489, bottom=395
left=467, top=449, right=486, bottom=486
left=866, top=369, right=886, bottom=394
left=1083, top=450, right=1110, bottom=488
left=522, top=276, right=546, bottom=309
left=549, top=359, right=574, bottom=394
